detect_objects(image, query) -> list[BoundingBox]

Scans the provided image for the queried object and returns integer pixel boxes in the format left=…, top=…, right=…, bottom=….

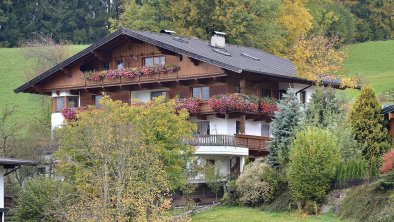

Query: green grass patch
left=343, top=40, right=394, bottom=95
left=0, top=46, right=87, bottom=127
left=192, top=206, right=342, bottom=222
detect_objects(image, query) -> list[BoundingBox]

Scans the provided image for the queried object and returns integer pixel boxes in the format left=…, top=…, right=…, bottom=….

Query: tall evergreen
left=349, top=86, right=391, bottom=161
left=306, top=87, right=342, bottom=128
left=267, top=88, right=304, bottom=169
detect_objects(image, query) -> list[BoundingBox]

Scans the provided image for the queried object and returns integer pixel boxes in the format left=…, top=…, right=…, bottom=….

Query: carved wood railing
left=185, top=134, right=237, bottom=146
left=235, top=134, right=270, bottom=152
left=184, top=134, right=270, bottom=151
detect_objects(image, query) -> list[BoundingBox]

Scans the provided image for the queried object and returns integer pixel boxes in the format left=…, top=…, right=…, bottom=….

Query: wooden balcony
left=185, top=134, right=270, bottom=152
left=235, top=134, right=270, bottom=152
left=185, top=134, right=237, bottom=146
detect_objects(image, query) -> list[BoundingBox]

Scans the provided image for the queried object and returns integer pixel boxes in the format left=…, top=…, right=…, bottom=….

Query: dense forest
left=0, top=0, right=392, bottom=48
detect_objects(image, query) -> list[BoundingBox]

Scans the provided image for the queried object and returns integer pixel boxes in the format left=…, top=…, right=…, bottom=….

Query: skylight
left=173, top=37, right=189, bottom=44
left=212, top=48, right=231, bottom=56
left=241, top=52, right=260, bottom=61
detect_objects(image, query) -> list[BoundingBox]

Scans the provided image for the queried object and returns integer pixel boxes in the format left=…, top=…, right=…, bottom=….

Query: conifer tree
left=306, top=87, right=342, bottom=128
left=349, top=86, right=391, bottom=162
left=267, top=88, right=304, bottom=169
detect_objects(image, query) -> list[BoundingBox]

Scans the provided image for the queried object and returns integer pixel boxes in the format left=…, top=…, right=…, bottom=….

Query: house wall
left=279, top=82, right=314, bottom=103
left=0, top=165, right=4, bottom=209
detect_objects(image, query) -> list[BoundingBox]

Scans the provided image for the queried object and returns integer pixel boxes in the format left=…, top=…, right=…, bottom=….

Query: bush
left=235, top=159, right=279, bottom=206
left=336, top=158, right=369, bottom=180
left=223, top=179, right=239, bottom=205
left=287, top=128, right=340, bottom=209
left=14, top=176, right=76, bottom=222
left=381, top=148, right=394, bottom=174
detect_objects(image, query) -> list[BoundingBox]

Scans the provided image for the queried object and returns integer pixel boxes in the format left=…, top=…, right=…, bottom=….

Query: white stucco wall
left=245, top=120, right=261, bottom=136
left=130, top=88, right=169, bottom=102
left=0, top=165, right=3, bottom=209
left=51, top=113, right=65, bottom=130
left=195, top=146, right=248, bottom=156
left=279, top=82, right=315, bottom=104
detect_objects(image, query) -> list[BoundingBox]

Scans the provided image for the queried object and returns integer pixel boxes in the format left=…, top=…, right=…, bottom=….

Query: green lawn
left=0, top=46, right=87, bottom=127
left=192, top=206, right=342, bottom=222
left=343, top=40, right=394, bottom=95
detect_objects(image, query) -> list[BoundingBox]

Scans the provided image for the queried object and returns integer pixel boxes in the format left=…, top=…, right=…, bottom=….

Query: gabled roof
left=382, top=105, right=394, bottom=115
left=15, top=28, right=300, bottom=93
left=0, top=157, right=37, bottom=168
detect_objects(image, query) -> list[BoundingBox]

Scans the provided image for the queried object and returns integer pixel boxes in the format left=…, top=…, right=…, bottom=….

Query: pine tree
left=349, top=86, right=391, bottom=162
left=267, top=88, right=304, bottom=169
left=306, top=87, right=342, bottom=128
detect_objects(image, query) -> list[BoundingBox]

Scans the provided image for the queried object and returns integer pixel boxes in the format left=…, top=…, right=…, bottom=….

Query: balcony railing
left=186, top=134, right=237, bottom=146
left=185, top=134, right=270, bottom=151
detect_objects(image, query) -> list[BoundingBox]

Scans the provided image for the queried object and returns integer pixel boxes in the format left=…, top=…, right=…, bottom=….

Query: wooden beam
left=190, top=58, right=200, bottom=66
left=240, top=114, right=246, bottom=134
left=91, top=51, right=111, bottom=61
left=61, top=67, right=72, bottom=78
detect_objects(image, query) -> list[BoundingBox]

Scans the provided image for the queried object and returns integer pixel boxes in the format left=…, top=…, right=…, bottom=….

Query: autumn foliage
left=381, top=148, right=394, bottom=174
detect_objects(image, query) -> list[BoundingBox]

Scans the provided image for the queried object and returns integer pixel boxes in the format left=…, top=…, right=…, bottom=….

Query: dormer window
left=144, top=55, right=165, bottom=66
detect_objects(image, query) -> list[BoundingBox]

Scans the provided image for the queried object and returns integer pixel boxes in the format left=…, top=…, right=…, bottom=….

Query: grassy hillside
left=343, top=40, right=394, bottom=94
left=0, top=46, right=87, bottom=125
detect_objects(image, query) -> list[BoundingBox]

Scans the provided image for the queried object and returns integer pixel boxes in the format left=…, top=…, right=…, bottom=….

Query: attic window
left=241, top=52, right=260, bottom=61
left=173, top=37, right=189, bottom=44
left=212, top=48, right=231, bottom=56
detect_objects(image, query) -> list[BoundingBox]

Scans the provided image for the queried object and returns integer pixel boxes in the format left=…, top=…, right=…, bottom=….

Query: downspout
left=295, top=84, right=312, bottom=95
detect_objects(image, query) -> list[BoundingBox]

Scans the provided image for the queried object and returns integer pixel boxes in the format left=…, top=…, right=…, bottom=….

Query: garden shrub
left=287, top=128, right=340, bottom=209
left=15, top=176, right=76, bottom=222
left=338, top=184, right=394, bottom=222
left=381, top=148, right=394, bottom=174
left=336, top=158, right=369, bottom=180
left=260, top=187, right=295, bottom=212
left=222, top=179, right=239, bottom=205
left=235, top=158, right=279, bottom=206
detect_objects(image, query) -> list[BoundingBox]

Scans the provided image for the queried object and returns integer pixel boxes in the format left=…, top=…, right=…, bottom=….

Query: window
left=207, top=159, right=215, bottom=166
left=196, top=121, right=210, bottom=136
left=67, top=96, right=79, bottom=108
left=116, top=59, right=124, bottom=69
left=262, top=88, right=271, bottom=98
left=144, top=55, right=165, bottom=66
left=94, top=95, right=102, bottom=107
left=151, top=91, right=166, bottom=99
left=56, top=97, right=65, bottom=112
left=279, top=90, right=287, bottom=100
left=300, top=91, right=306, bottom=105
left=262, top=123, right=270, bottom=137
left=53, top=96, right=79, bottom=113
left=192, top=86, right=209, bottom=100
left=102, top=61, right=110, bottom=70
left=236, top=121, right=241, bottom=134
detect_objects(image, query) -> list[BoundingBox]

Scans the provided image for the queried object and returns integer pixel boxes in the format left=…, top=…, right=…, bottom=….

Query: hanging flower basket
left=260, top=97, right=278, bottom=116
left=61, top=107, right=87, bottom=121
left=83, top=64, right=180, bottom=81
left=208, top=93, right=259, bottom=114
left=176, top=97, right=201, bottom=114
